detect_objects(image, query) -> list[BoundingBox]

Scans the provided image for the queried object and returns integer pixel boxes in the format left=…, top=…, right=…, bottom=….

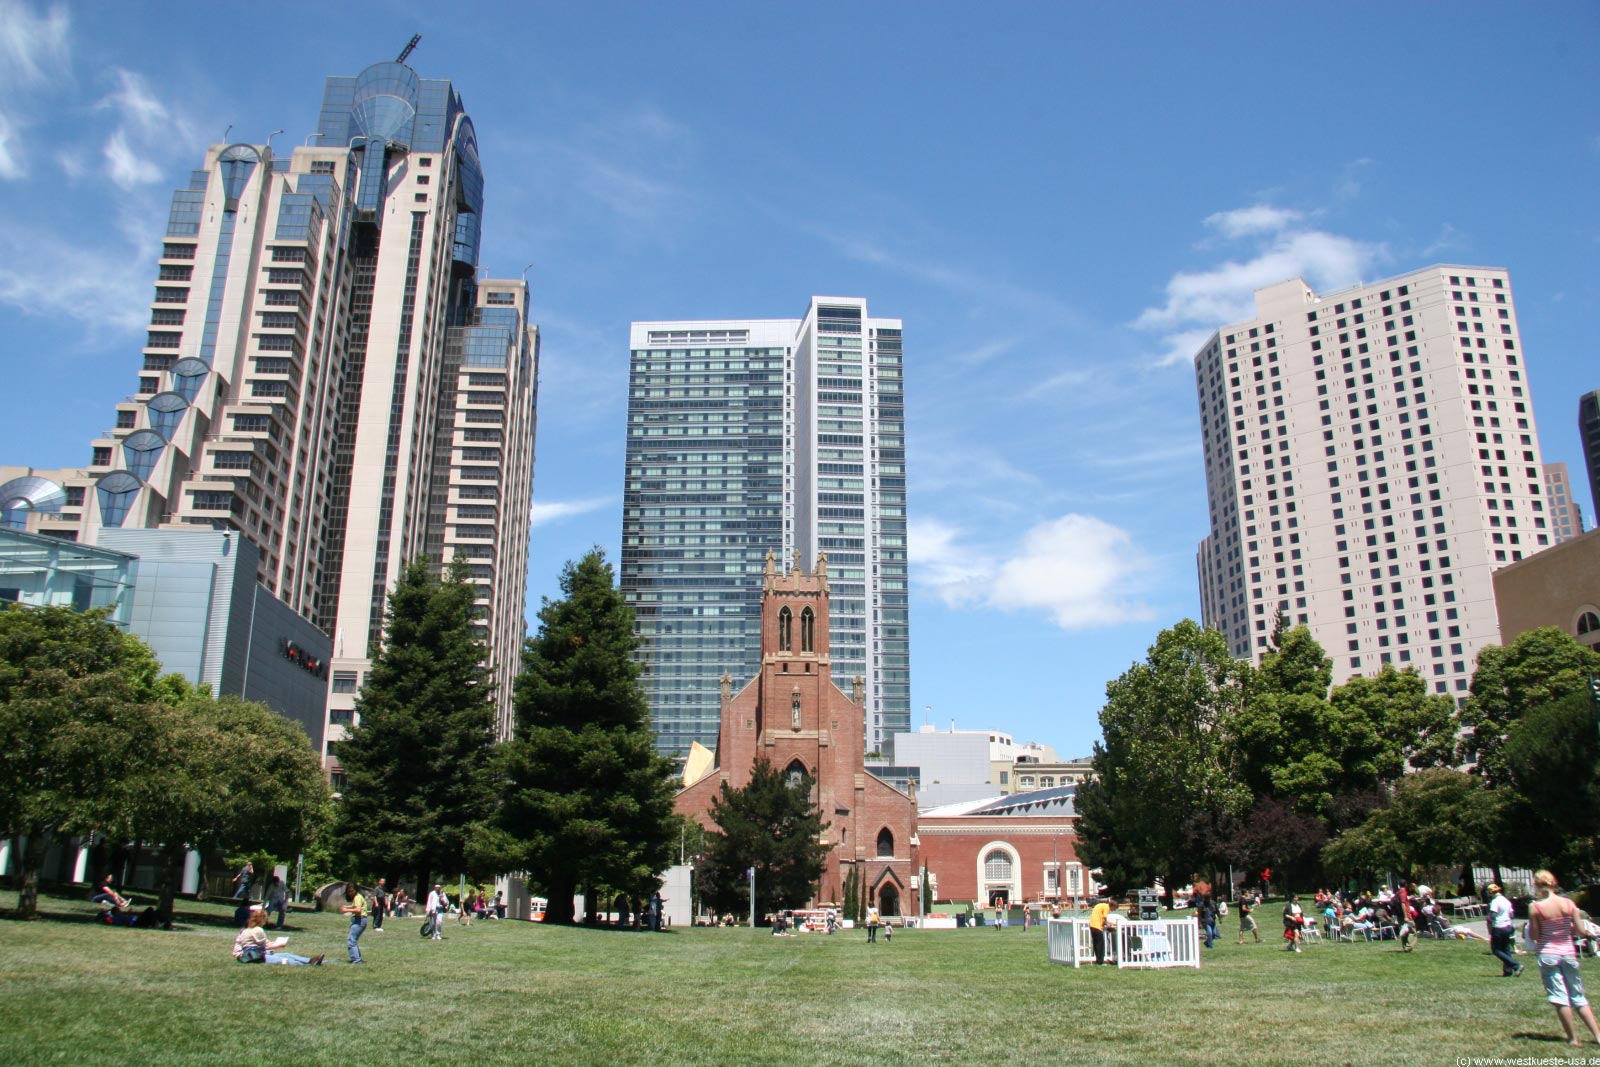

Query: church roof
left=918, top=784, right=1077, bottom=818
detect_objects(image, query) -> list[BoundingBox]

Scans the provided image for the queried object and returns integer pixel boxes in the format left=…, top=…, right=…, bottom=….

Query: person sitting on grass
left=233, top=906, right=323, bottom=966
left=90, top=873, right=132, bottom=913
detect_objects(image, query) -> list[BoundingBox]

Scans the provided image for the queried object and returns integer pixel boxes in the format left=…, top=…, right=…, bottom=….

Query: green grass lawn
left=1, top=890, right=1591, bottom=1066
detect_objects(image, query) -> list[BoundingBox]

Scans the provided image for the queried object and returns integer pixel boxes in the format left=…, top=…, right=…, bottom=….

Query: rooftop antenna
left=396, top=33, right=421, bottom=64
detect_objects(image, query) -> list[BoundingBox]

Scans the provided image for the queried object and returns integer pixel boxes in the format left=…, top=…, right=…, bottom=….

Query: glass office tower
left=622, top=297, right=910, bottom=759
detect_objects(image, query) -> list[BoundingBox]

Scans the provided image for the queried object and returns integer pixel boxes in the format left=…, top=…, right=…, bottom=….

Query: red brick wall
left=917, top=815, right=1082, bottom=906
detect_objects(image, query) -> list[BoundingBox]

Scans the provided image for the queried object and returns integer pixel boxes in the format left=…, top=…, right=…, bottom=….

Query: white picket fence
left=1047, top=916, right=1201, bottom=970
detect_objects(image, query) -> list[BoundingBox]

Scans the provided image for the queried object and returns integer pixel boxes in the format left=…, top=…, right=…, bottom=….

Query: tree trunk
left=544, top=873, right=576, bottom=925
left=16, top=824, right=52, bottom=919
left=415, top=865, right=431, bottom=907
left=155, top=844, right=183, bottom=919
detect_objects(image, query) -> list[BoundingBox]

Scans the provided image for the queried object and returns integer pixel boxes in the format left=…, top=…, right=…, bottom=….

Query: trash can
left=956, top=913, right=968, bottom=929
left=975, top=914, right=985, bottom=926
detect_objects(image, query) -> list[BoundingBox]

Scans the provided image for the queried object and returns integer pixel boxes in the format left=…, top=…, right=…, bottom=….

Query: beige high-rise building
left=1542, top=462, right=1585, bottom=544
left=1195, top=266, right=1548, bottom=699
left=12, top=58, right=537, bottom=758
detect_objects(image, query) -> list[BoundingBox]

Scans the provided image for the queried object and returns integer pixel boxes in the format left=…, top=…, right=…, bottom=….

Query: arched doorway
left=976, top=842, right=1019, bottom=908
left=878, top=884, right=901, bottom=917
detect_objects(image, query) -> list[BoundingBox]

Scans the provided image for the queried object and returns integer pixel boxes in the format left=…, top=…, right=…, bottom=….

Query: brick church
left=675, top=551, right=919, bottom=916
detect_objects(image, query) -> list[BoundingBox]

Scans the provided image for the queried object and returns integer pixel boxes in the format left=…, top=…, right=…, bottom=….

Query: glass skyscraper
left=622, top=297, right=909, bottom=759
left=18, top=57, right=538, bottom=752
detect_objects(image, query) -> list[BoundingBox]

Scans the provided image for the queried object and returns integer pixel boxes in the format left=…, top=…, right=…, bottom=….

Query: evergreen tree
left=698, top=758, right=829, bottom=919
left=329, top=556, right=495, bottom=893
left=471, top=549, right=676, bottom=925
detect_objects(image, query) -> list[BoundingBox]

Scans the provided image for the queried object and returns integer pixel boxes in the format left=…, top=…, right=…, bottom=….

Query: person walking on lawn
left=1488, top=883, right=1522, bottom=977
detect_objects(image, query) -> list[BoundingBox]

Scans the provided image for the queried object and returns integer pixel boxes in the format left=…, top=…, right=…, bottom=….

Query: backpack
left=238, top=943, right=266, bottom=964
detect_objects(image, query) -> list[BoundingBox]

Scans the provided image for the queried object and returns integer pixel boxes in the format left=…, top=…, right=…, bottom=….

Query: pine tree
left=698, top=758, right=830, bottom=919
left=329, top=556, right=495, bottom=892
left=472, top=549, right=677, bottom=925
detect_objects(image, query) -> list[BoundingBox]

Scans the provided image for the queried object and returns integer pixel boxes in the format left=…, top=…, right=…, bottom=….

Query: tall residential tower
left=621, top=297, right=909, bottom=758
left=22, top=57, right=537, bottom=751
left=1196, top=267, right=1547, bottom=698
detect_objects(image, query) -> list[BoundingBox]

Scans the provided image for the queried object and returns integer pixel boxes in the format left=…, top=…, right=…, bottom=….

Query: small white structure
left=1047, top=917, right=1201, bottom=970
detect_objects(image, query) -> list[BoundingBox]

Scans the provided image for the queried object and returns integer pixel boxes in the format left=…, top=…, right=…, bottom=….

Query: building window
left=778, top=607, right=792, bottom=651
left=876, top=828, right=895, bottom=858
left=801, top=607, right=815, bottom=652
left=331, top=671, right=359, bottom=694
left=983, top=850, right=1013, bottom=882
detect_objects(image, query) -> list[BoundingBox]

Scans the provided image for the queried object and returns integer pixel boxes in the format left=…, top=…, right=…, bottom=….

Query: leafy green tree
left=471, top=550, right=677, bottom=925
left=0, top=605, right=179, bottom=918
left=1498, top=691, right=1600, bottom=880
left=1074, top=620, right=1251, bottom=904
left=1234, top=620, right=1454, bottom=820
left=1460, top=627, right=1600, bottom=782
left=330, top=556, right=496, bottom=893
left=698, top=758, right=829, bottom=919
left=1322, top=769, right=1504, bottom=883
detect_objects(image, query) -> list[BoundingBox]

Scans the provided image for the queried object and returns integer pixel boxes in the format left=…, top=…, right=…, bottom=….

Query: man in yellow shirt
left=1089, top=899, right=1112, bottom=965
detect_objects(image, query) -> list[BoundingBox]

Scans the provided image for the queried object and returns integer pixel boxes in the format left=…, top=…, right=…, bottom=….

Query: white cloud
left=97, top=68, right=170, bottom=134
left=910, top=513, right=1156, bottom=630
left=530, top=496, right=615, bottom=528
left=0, top=110, right=20, bottom=179
left=0, top=1, right=71, bottom=89
left=1135, top=205, right=1386, bottom=368
left=103, top=129, right=160, bottom=187
left=1204, top=205, right=1303, bottom=238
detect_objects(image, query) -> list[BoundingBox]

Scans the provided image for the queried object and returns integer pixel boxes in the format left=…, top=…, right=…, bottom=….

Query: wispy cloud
left=0, top=219, right=150, bottom=337
left=0, top=0, right=72, bottom=179
left=0, top=111, right=20, bottom=179
left=0, top=0, right=70, bottom=88
left=1204, top=205, right=1304, bottom=238
left=1334, top=157, right=1375, bottom=200
left=817, top=229, right=1083, bottom=327
left=910, top=513, right=1157, bottom=630
left=530, top=495, right=616, bottom=528
left=1135, top=203, right=1386, bottom=367
left=95, top=68, right=191, bottom=190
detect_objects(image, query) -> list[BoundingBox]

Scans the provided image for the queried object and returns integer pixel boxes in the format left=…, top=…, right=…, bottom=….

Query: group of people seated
left=1309, top=884, right=1481, bottom=946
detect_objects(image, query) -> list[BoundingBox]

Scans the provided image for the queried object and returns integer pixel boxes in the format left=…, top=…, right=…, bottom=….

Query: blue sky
left=1, top=1, right=1596, bottom=758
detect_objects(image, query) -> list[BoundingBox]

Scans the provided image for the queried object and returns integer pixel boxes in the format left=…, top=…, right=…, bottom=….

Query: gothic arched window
left=785, top=759, right=808, bottom=789
left=800, top=607, right=815, bottom=652
left=876, top=828, right=895, bottom=858
left=778, top=607, right=792, bottom=652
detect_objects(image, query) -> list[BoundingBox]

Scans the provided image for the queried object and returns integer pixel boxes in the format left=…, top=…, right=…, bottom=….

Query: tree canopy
left=1459, top=626, right=1600, bottom=782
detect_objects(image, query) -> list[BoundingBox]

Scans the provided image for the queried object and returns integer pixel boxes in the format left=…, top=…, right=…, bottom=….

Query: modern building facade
left=622, top=297, right=908, bottom=758
left=1543, top=462, right=1585, bottom=544
left=1582, top=390, right=1600, bottom=528
left=0, top=527, right=332, bottom=747
left=4, top=58, right=537, bottom=757
left=1195, top=267, right=1548, bottom=699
